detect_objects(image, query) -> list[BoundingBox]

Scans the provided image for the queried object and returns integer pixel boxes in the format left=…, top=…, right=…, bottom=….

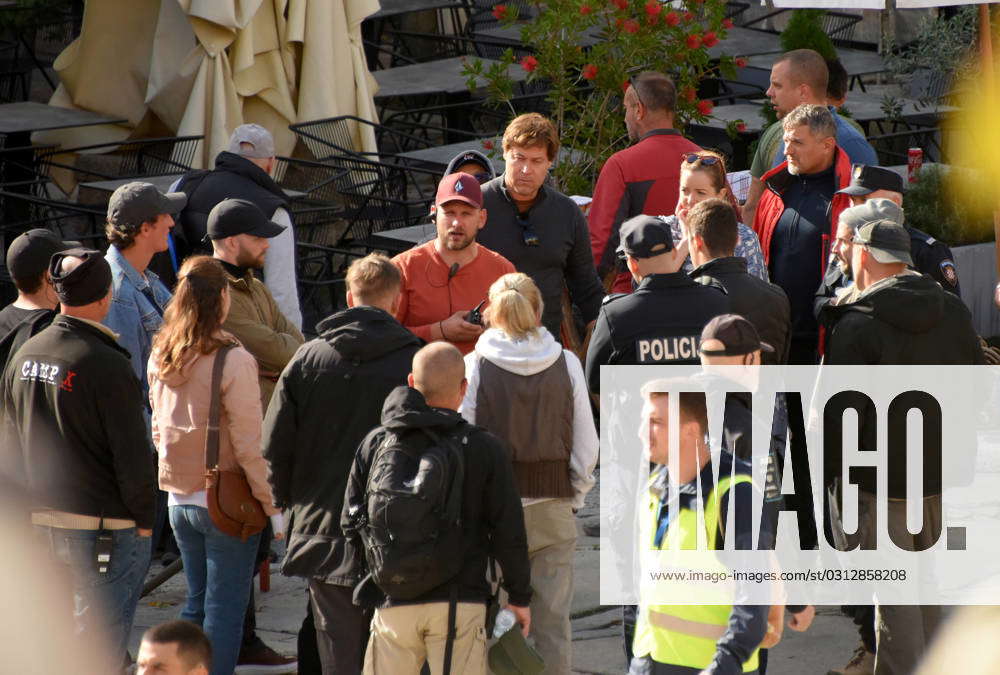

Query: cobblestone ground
left=131, top=467, right=858, bottom=674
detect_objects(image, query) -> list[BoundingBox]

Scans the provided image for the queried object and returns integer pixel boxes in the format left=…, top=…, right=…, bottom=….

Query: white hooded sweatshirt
left=460, top=327, right=598, bottom=510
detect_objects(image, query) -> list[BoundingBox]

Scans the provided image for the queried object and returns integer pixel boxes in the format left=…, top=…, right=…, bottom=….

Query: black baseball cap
left=206, top=199, right=285, bottom=240
left=837, top=165, right=905, bottom=196
left=616, top=215, right=674, bottom=259
left=6, top=229, right=78, bottom=283
left=700, top=314, right=774, bottom=356
left=107, top=181, right=187, bottom=234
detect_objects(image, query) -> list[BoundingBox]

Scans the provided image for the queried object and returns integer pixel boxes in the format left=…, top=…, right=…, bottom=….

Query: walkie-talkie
left=95, top=526, right=113, bottom=575
left=465, top=300, right=486, bottom=326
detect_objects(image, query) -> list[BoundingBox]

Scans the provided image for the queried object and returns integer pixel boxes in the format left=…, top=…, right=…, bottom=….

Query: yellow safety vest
left=633, top=472, right=760, bottom=672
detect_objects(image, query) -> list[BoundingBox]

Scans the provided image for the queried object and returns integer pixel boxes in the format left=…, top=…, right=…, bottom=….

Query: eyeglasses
left=682, top=153, right=721, bottom=167
left=516, top=213, right=540, bottom=247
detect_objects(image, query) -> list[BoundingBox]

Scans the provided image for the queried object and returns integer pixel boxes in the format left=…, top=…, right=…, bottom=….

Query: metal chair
left=0, top=189, right=107, bottom=250
left=291, top=115, right=448, bottom=163
left=272, top=156, right=352, bottom=248
left=866, top=127, right=943, bottom=166
left=36, top=135, right=204, bottom=183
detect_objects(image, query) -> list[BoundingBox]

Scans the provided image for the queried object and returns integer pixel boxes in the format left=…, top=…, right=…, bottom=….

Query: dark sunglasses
left=628, top=75, right=646, bottom=109
left=515, top=213, right=540, bottom=247
left=682, top=153, right=721, bottom=167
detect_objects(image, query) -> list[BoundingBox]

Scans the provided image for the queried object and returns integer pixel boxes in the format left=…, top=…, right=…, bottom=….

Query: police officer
left=836, top=164, right=960, bottom=295
left=584, top=214, right=730, bottom=395
left=585, top=214, right=730, bottom=668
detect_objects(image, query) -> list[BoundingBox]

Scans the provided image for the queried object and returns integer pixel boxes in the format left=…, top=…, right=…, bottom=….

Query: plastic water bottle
left=492, top=608, right=517, bottom=638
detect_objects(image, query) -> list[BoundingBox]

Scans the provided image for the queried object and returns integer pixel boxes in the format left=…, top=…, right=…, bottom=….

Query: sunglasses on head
left=628, top=75, right=646, bottom=109
left=515, top=213, right=540, bottom=247
left=682, top=153, right=721, bottom=167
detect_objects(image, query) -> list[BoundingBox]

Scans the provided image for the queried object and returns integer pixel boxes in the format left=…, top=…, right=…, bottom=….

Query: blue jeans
left=34, top=525, right=152, bottom=657
left=170, top=505, right=260, bottom=675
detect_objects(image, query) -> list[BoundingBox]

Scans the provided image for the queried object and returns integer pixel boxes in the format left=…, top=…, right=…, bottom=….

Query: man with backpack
left=342, top=342, right=532, bottom=674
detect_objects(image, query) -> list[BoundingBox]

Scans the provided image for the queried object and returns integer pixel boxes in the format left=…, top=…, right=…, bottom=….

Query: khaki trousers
left=363, top=602, right=487, bottom=675
left=521, top=499, right=577, bottom=675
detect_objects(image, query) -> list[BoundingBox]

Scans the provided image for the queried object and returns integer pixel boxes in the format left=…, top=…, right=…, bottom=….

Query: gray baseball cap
left=228, top=123, right=275, bottom=158
left=107, top=182, right=187, bottom=234
left=847, top=201, right=913, bottom=266
left=839, top=198, right=905, bottom=231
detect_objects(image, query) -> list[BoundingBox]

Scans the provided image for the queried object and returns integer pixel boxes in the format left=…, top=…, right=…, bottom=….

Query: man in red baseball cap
left=392, top=173, right=516, bottom=354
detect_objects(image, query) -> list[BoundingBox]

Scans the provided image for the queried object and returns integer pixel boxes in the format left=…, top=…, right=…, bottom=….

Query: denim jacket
left=103, top=245, right=172, bottom=408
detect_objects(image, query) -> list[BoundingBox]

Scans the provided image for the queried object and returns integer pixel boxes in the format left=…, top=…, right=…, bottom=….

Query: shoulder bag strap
left=204, top=345, right=234, bottom=471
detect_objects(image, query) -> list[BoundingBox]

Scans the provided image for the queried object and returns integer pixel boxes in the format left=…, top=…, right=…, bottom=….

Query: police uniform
left=908, top=226, right=960, bottom=296
left=584, top=215, right=730, bottom=395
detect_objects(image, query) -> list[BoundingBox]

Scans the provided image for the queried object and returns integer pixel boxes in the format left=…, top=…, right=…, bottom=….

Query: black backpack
left=358, top=426, right=467, bottom=601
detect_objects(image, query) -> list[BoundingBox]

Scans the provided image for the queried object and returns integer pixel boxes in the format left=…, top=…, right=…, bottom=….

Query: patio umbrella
left=35, top=0, right=379, bottom=168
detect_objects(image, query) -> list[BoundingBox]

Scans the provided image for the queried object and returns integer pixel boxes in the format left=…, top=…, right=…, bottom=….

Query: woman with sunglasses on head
left=668, top=151, right=768, bottom=280
left=148, top=255, right=283, bottom=675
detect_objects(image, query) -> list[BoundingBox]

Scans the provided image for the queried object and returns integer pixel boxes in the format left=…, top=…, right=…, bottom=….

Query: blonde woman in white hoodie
left=460, top=272, right=598, bottom=675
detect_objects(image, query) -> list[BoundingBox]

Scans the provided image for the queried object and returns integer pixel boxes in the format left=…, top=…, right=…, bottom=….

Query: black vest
left=179, top=151, right=287, bottom=249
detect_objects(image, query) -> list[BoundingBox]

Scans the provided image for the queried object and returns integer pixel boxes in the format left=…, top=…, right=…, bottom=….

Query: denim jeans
left=34, top=525, right=152, bottom=658
left=170, top=505, right=260, bottom=675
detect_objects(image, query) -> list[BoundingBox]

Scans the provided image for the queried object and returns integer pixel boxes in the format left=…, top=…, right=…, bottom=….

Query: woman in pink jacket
left=148, top=255, right=282, bottom=675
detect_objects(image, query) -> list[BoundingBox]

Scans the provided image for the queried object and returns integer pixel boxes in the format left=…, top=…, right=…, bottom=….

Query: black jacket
left=0, top=316, right=157, bottom=527
left=342, top=386, right=532, bottom=607
left=478, top=178, right=604, bottom=340
left=584, top=272, right=730, bottom=394
left=691, top=256, right=791, bottom=364
left=263, top=306, right=421, bottom=585
left=820, top=273, right=983, bottom=498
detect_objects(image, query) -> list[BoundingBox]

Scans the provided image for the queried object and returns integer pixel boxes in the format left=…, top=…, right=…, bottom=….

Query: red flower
left=735, top=56, right=747, bottom=68
left=702, top=31, right=718, bottom=47
left=492, top=4, right=507, bottom=20
left=647, top=12, right=659, bottom=25
left=683, top=86, right=697, bottom=102
left=736, top=122, right=747, bottom=133
left=686, top=33, right=701, bottom=49
left=645, top=1, right=661, bottom=15
left=621, top=79, right=631, bottom=93
left=611, top=0, right=628, bottom=9
left=722, top=18, right=735, bottom=29
left=482, top=139, right=495, bottom=150
left=683, top=11, right=693, bottom=22
left=697, top=99, right=714, bottom=116
left=580, top=3, right=593, bottom=14
left=520, top=55, right=539, bottom=72
left=582, top=63, right=598, bottom=80
left=664, top=11, right=680, bottom=26
left=623, top=18, right=640, bottom=33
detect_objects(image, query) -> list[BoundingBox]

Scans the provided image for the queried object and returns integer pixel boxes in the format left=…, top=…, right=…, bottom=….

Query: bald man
left=342, top=343, right=532, bottom=674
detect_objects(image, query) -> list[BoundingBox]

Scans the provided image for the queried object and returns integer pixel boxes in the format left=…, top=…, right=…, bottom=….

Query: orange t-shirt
left=393, top=241, right=516, bottom=355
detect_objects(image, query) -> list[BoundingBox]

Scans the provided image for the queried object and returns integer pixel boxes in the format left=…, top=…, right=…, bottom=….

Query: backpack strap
left=424, top=426, right=466, bottom=527
left=204, top=345, right=234, bottom=471
left=443, top=584, right=458, bottom=675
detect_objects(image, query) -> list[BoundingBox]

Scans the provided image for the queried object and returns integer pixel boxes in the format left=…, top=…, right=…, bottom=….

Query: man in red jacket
left=753, top=103, right=852, bottom=365
left=589, top=71, right=701, bottom=293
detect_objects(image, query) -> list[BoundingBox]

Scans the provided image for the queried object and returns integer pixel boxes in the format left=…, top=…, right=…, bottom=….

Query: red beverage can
left=907, top=148, right=923, bottom=183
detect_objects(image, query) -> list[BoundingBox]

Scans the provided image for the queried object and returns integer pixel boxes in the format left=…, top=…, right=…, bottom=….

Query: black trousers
left=308, top=580, right=372, bottom=674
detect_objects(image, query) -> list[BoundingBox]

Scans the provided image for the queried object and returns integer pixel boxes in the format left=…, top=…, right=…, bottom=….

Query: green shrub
left=779, top=10, right=837, bottom=62
left=904, top=165, right=995, bottom=247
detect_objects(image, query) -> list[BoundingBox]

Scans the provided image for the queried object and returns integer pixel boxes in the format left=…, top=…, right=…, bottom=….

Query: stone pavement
left=131, top=470, right=859, bottom=673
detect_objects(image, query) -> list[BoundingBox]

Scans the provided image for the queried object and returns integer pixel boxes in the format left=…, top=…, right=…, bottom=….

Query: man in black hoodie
left=172, top=123, right=302, bottom=329
left=1, top=249, right=156, bottom=669
left=820, top=202, right=983, bottom=675
left=263, top=253, right=421, bottom=673
left=343, top=343, right=532, bottom=674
